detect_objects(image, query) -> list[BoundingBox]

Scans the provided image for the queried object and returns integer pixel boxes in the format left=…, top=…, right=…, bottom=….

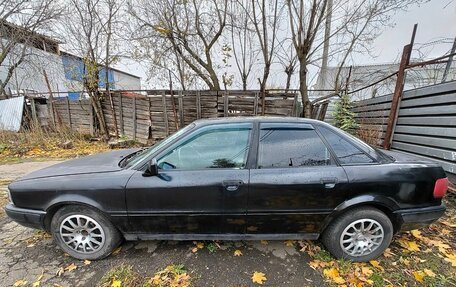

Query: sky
left=115, top=0, right=456, bottom=89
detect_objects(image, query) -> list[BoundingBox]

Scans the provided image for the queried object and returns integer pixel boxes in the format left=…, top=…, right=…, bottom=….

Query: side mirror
left=143, top=158, right=159, bottom=177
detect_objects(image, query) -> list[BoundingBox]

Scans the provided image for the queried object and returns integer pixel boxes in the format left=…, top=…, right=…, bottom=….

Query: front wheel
left=51, top=205, right=121, bottom=260
left=322, top=207, right=393, bottom=262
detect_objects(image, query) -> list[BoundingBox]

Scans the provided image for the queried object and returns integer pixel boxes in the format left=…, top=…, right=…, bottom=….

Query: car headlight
left=7, top=187, right=13, bottom=204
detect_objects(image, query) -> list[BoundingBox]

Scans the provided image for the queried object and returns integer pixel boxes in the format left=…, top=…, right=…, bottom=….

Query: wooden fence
left=353, top=80, right=456, bottom=176
left=41, top=90, right=298, bottom=143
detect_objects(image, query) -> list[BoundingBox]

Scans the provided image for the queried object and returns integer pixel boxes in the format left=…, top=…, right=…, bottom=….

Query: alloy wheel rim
left=340, top=218, right=384, bottom=257
left=59, top=214, right=105, bottom=254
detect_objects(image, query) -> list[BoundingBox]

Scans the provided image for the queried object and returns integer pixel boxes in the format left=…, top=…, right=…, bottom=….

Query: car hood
left=16, top=148, right=140, bottom=181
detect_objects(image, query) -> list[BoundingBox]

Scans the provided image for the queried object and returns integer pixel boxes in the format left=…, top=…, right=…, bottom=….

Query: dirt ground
left=0, top=161, right=327, bottom=287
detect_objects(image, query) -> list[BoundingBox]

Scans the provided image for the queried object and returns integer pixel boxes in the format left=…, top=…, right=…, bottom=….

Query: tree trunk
left=90, top=91, right=109, bottom=139
left=242, top=74, right=247, bottom=91
left=299, top=60, right=311, bottom=118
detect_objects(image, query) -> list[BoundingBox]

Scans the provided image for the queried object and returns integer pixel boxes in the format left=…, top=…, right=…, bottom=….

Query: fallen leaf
left=440, top=221, right=456, bottom=228
left=399, top=239, right=420, bottom=252
left=423, top=269, right=436, bottom=277
left=260, top=240, right=268, bottom=245
left=410, top=230, right=423, bottom=239
left=444, top=253, right=456, bottom=267
left=234, top=249, right=243, bottom=256
left=252, top=271, right=267, bottom=285
left=14, top=280, right=27, bottom=287
left=194, top=241, right=204, bottom=249
left=369, top=260, right=384, bottom=271
left=323, top=267, right=345, bottom=284
left=412, top=270, right=426, bottom=282
left=383, top=248, right=395, bottom=258
left=56, top=267, right=64, bottom=277
left=32, top=282, right=40, bottom=287
left=111, top=279, right=122, bottom=287
left=284, top=240, right=295, bottom=247
left=112, top=246, right=122, bottom=255
left=64, top=263, right=77, bottom=272
left=84, top=260, right=91, bottom=265
left=191, top=247, right=198, bottom=253
left=361, top=266, right=373, bottom=277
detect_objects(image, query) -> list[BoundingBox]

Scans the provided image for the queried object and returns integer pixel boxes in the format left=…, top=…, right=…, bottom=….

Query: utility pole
left=442, top=37, right=456, bottom=83
left=319, top=0, right=333, bottom=92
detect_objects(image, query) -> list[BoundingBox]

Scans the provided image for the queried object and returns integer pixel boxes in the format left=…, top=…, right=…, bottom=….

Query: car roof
left=193, top=116, right=327, bottom=126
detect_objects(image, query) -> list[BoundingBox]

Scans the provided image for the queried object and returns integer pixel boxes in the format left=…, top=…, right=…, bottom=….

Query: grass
left=0, top=127, right=143, bottom=164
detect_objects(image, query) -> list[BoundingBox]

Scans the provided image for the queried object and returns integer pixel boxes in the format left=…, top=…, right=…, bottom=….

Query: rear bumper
left=4, top=203, right=46, bottom=230
left=394, top=204, right=446, bottom=231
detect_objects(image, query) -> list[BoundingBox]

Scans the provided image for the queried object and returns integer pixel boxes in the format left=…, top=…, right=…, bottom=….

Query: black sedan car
left=5, top=117, right=448, bottom=262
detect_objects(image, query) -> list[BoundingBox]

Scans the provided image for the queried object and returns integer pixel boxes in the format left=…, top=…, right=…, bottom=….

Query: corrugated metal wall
left=0, top=96, right=25, bottom=132
left=352, top=80, right=456, bottom=176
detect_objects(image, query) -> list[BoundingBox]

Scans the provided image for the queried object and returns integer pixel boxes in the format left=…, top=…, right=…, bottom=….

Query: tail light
left=433, top=177, right=448, bottom=199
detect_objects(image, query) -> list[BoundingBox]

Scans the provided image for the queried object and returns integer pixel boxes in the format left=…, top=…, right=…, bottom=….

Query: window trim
left=155, top=122, right=254, bottom=171
left=315, top=124, right=379, bottom=166
left=254, top=123, right=336, bottom=169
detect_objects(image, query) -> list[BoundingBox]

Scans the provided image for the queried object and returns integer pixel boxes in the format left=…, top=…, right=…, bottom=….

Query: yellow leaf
left=423, top=269, right=436, bottom=277
left=323, top=267, right=345, bottom=284
left=32, top=282, right=40, bottom=287
left=440, top=220, right=456, bottom=228
left=112, top=246, right=122, bottom=255
left=111, top=279, right=122, bottom=287
left=56, top=267, right=64, bottom=276
left=191, top=247, right=198, bottom=253
left=383, top=248, right=394, bottom=258
left=399, top=257, right=410, bottom=266
left=252, top=271, right=267, bottom=285
left=14, top=280, right=27, bottom=287
left=84, top=260, right=91, bottom=265
left=284, top=240, right=295, bottom=247
left=369, top=260, right=384, bottom=271
left=361, top=266, right=373, bottom=277
left=444, top=253, right=456, bottom=267
left=260, top=240, right=268, bottom=245
left=399, top=239, right=420, bottom=252
left=410, top=230, right=422, bottom=239
left=196, top=242, right=204, bottom=249
left=64, top=263, right=77, bottom=272
left=412, top=270, right=426, bottom=282
left=234, top=249, right=243, bottom=256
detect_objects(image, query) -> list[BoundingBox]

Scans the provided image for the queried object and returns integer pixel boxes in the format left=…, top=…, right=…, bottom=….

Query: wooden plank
left=392, top=134, right=456, bottom=150
left=224, top=93, right=228, bottom=117
left=397, top=116, right=456, bottom=126
left=162, top=93, right=169, bottom=135
left=392, top=141, right=456, bottom=161
left=89, top=102, right=94, bottom=136
left=118, top=94, right=124, bottom=134
left=196, top=91, right=201, bottom=119
left=399, top=104, right=456, bottom=116
left=66, top=97, right=72, bottom=129
left=178, top=92, right=184, bottom=127
left=132, top=97, right=137, bottom=140
left=253, top=92, right=259, bottom=115
left=30, top=98, right=38, bottom=125
left=402, top=81, right=456, bottom=100
left=400, top=93, right=456, bottom=108
left=394, top=125, right=456, bottom=138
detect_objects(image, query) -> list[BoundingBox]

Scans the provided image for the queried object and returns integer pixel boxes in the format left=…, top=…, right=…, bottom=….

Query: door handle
left=320, top=177, right=337, bottom=189
left=222, top=180, right=244, bottom=192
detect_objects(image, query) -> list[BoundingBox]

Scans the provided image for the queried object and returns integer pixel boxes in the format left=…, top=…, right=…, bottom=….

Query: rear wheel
left=322, top=207, right=393, bottom=262
left=51, top=205, right=121, bottom=260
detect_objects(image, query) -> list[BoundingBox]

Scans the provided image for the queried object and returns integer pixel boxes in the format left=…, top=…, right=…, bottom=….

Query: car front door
left=247, top=123, right=349, bottom=237
left=125, top=123, right=253, bottom=236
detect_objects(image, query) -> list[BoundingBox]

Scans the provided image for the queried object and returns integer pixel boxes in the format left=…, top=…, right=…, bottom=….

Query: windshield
left=123, top=123, right=195, bottom=168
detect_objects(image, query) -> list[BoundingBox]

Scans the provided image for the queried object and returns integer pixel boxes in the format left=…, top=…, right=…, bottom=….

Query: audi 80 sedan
left=5, top=117, right=448, bottom=262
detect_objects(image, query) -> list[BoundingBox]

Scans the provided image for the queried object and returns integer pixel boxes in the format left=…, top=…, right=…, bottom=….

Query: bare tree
left=62, top=0, right=124, bottom=138
left=129, top=0, right=228, bottom=90
left=0, top=0, right=62, bottom=95
left=250, top=0, right=280, bottom=114
left=229, top=0, right=258, bottom=90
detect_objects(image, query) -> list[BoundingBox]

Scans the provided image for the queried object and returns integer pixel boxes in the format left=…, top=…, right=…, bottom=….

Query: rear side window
left=318, top=126, right=374, bottom=164
left=258, top=126, right=331, bottom=168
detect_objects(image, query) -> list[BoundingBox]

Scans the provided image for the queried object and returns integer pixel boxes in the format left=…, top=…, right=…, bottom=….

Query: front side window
left=318, top=125, right=374, bottom=164
left=258, top=126, right=331, bottom=168
left=158, top=124, right=252, bottom=170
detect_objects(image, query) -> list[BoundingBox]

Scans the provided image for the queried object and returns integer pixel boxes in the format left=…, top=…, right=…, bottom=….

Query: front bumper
left=4, top=203, right=47, bottom=230
left=394, top=204, right=446, bottom=231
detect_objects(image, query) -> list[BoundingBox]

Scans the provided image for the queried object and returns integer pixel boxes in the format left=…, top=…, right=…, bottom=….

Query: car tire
left=51, top=205, right=122, bottom=260
left=322, top=207, right=393, bottom=262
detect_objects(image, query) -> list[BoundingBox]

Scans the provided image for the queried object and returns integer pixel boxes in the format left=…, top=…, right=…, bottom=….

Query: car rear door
left=247, top=122, right=349, bottom=237
left=125, top=122, right=253, bottom=236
